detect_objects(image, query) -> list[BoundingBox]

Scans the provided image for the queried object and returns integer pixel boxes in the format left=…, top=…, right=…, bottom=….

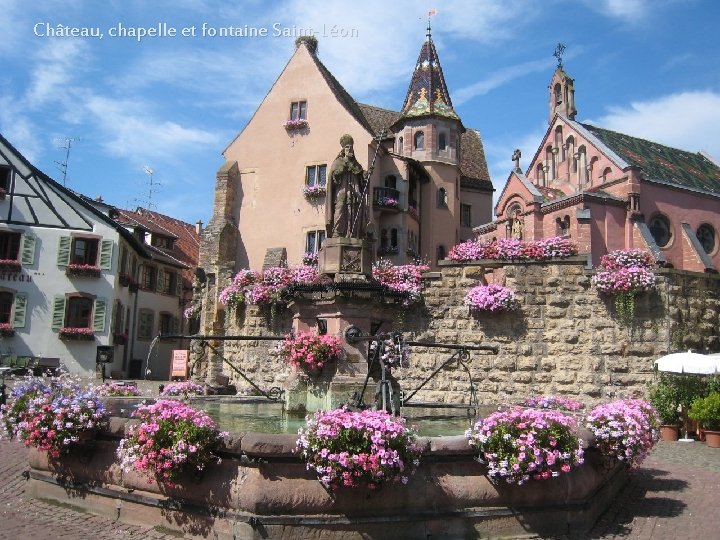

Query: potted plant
left=688, top=392, right=720, bottom=448
left=647, top=374, right=682, bottom=441
left=278, top=331, right=344, bottom=375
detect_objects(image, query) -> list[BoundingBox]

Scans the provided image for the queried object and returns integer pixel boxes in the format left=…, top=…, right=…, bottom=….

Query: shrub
left=465, top=284, right=519, bottom=312
left=296, top=407, right=421, bottom=490
left=585, top=399, right=659, bottom=468
left=591, top=249, right=657, bottom=321
left=647, top=374, right=684, bottom=425
left=117, top=400, right=225, bottom=488
left=372, top=260, right=429, bottom=303
left=466, top=407, right=584, bottom=485
left=447, top=236, right=578, bottom=262
left=688, top=392, right=720, bottom=431
left=278, top=331, right=344, bottom=374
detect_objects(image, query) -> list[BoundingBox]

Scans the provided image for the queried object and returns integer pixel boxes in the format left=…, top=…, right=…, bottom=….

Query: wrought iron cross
left=553, top=43, right=566, bottom=68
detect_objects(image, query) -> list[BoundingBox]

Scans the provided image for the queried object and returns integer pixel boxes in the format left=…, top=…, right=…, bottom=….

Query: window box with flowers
left=59, top=327, right=95, bottom=341
left=0, top=322, right=15, bottom=337
left=303, top=184, right=326, bottom=200
left=283, top=118, right=309, bottom=131
left=278, top=331, right=344, bottom=375
left=0, top=258, right=21, bottom=272
left=375, top=196, right=400, bottom=209
left=66, top=263, right=101, bottom=278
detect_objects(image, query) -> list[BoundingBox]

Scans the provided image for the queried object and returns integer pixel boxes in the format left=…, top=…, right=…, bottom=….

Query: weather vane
left=553, top=43, right=566, bottom=68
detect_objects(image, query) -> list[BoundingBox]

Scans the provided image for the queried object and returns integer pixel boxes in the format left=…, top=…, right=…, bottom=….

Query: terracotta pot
left=704, top=430, right=720, bottom=448
left=659, top=425, right=679, bottom=442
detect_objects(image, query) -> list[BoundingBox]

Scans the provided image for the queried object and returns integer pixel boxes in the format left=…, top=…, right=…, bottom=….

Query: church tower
left=548, top=44, right=576, bottom=123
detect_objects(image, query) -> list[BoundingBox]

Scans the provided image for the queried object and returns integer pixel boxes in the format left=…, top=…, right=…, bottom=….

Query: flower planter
left=59, top=328, right=95, bottom=341
left=704, top=430, right=720, bottom=448
left=659, top=425, right=679, bottom=441
left=0, top=328, right=15, bottom=338
left=0, top=260, right=21, bottom=272
left=66, top=265, right=101, bottom=278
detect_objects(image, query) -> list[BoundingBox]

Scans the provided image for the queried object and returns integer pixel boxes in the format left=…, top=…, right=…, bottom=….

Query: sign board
left=171, top=350, right=189, bottom=379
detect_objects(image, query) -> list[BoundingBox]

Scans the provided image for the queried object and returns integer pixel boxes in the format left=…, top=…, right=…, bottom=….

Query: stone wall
left=212, top=258, right=720, bottom=406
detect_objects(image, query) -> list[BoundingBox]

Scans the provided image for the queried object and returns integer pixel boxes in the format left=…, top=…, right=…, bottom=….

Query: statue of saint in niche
left=325, top=134, right=367, bottom=239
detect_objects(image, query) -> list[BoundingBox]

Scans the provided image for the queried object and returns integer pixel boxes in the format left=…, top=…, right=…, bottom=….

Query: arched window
left=577, top=145, right=588, bottom=185
left=556, top=215, right=570, bottom=236
left=438, top=132, right=447, bottom=151
left=397, top=137, right=403, bottom=155
left=414, top=131, right=424, bottom=150
left=697, top=224, right=716, bottom=254
left=554, top=83, right=562, bottom=105
left=437, top=187, right=447, bottom=208
left=588, top=156, right=599, bottom=186
left=566, top=136, right=576, bottom=173
left=601, top=167, right=612, bottom=183
left=555, top=126, right=565, bottom=162
left=649, top=214, right=672, bottom=248
left=535, top=163, right=545, bottom=186
left=546, top=145, right=555, bottom=181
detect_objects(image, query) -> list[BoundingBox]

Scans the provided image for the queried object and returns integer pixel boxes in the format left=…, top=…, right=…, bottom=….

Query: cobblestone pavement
left=0, top=439, right=719, bottom=539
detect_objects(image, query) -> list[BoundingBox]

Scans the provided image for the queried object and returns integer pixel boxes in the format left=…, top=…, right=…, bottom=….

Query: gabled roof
left=117, top=208, right=199, bottom=276
left=0, top=132, right=150, bottom=258
left=579, top=123, right=720, bottom=194
left=397, top=28, right=460, bottom=123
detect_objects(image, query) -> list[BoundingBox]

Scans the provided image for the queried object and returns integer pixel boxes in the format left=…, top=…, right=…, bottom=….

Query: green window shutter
left=12, top=293, right=27, bottom=328
left=99, top=240, right=114, bottom=270
left=93, top=298, right=107, bottom=333
left=57, top=236, right=71, bottom=266
left=51, top=296, right=66, bottom=329
left=21, top=235, right=36, bottom=265
left=175, top=273, right=182, bottom=297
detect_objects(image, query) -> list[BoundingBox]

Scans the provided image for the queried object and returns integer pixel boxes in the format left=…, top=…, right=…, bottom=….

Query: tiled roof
left=580, top=123, right=720, bottom=194
left=538, top=186, right=566, bottom=202
left=357, top=104, right=400, bottom=136
left=398, top=31, right=459, bottom=122
left=118, top=208, right=200, bottom=284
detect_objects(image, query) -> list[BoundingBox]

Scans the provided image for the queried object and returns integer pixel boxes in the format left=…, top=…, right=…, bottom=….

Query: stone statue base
left=318, top=237, right=372, bottom=282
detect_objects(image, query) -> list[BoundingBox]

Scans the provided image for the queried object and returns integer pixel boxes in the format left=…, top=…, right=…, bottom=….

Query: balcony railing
left=373, top=187, right=401, bottom=210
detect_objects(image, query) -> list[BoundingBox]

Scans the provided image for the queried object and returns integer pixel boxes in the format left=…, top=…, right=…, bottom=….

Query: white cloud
left=587, top=91, right=720, bottom=160
left=0, top=96, right=42, bottom=162
left=26, top=40, right=90, bottom=107
left=581, top=0, right=650, bottom=20
left=85, top=95, right=222, bottom=162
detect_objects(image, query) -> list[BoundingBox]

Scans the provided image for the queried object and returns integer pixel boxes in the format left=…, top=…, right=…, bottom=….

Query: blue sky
left=2, top=0, right=719, bottom=225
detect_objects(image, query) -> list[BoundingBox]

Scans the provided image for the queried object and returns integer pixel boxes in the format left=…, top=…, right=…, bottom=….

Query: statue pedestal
left=318, top=237, right=373, bottom=281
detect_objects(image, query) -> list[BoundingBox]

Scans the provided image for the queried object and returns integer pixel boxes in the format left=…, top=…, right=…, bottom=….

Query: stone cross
left=512, top=149, right=521, bottom=171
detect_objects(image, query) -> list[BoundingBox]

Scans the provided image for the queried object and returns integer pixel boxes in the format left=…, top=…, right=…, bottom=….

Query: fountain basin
left=26, top=416, right=628, bottom=539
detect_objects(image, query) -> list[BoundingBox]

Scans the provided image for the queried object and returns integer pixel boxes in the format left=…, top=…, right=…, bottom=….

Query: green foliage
left=647, top=374, right=682, bottom=424
left=688, top=392, right=720, bottom=431
left=614, top=291, right=636, bottom=323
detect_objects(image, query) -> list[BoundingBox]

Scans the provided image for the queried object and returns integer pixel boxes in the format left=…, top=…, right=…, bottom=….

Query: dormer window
left=151, top=235, right=175, bottom=250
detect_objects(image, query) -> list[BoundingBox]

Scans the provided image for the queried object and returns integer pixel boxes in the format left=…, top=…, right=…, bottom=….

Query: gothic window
left=554, top=83, right=562, bottom=105
left=546, top=146, right=555, bottom=180
left=437, top=187, right=447, bottom=208
left=535, top=163, right=545, bottom=186
left=697, top=224, right=715, bottom=254
left=588, top=157, right=599, bottom=186
left=649, top=214, right=672, bottom=248
left=577, top=146, right=588, bottom=185
left=566, top=136, right=576, bottom=173
left=414, top=131, right=424, bottom=150
left=438, top=132, right=447, bottom=151
left=555, top=126, right=565, bottom=162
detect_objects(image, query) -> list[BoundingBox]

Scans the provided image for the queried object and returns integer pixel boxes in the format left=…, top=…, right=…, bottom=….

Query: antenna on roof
left=136, top=165, right=161, bottom=211
left=54, top=136, right=82, bottom=186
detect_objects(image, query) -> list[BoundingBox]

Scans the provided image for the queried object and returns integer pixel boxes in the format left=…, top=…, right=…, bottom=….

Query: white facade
left=0, top=134, right=186, bottom=378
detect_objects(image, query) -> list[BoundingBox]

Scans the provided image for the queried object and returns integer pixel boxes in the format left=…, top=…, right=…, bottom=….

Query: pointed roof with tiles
left=397, top=24, right=461, bottom=124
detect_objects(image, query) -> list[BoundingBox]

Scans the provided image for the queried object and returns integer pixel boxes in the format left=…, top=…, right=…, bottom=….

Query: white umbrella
left=653, top=350, right=720, bottom=442
left=654, top=351, right=720, bottom=375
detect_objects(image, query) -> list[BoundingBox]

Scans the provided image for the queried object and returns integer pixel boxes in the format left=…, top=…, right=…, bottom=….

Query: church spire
left=548, top=43, right=577, bottom=123
left=398, top=24, right=459, bottom=122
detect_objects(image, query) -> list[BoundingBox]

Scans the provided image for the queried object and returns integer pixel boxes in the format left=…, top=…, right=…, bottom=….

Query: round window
left=697, top=224, right=715, bottom=254
left=649, top=215, right=671, bottom=248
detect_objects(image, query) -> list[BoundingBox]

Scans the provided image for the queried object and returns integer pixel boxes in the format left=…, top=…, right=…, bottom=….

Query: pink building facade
left=206, top=32, right=493, bottom=273
left=478, top=63, right=720, bottom=272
